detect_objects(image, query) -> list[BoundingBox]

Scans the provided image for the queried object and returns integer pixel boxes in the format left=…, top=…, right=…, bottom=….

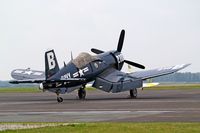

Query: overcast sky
left=0, top=0, right=199, bottom=80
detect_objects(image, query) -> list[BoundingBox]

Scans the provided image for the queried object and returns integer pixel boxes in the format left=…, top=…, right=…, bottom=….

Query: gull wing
left=130, top=64, right=190, bottom=80
left=93, top=68, right=143, bottom=93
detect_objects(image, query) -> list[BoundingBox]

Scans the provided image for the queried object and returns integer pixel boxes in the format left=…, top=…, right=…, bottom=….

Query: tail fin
left=45, top=49, right=59, bottom=79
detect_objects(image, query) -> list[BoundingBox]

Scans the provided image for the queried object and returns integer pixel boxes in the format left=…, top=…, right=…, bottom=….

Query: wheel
left=130, top=89, right=137, bottom=98
left=78, top=89, right=86, bottom=100
left=57, top=97, right=63, bottom=103
left=78, top=89, right=86, bottom=99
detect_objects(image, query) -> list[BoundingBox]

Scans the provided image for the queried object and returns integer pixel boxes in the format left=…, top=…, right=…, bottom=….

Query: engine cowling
left=112, top=51, right=125, bottom=70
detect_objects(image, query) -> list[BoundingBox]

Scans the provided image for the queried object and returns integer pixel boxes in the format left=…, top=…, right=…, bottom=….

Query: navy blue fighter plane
left=10, top=30, right=190, bottom=102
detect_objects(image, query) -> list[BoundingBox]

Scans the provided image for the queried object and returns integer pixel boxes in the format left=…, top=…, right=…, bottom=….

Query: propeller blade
left=124, top=60, right=145, bottom=69
left=91, top=48, right=104, bottom=54
left=117, top=29, right=125, bottom=52
left=71, top=51, right=73, bottom=60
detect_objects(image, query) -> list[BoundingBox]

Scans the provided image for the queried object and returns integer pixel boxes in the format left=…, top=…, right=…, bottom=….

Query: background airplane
left=10, top=30, right=190, bottom=102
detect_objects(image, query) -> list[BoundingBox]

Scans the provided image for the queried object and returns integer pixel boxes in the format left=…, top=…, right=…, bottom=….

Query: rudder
left=45, top=49, right=59, bottom=79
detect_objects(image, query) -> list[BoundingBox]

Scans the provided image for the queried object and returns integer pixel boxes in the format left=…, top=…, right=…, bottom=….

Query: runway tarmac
left=0, top=88, right=200, bottom=122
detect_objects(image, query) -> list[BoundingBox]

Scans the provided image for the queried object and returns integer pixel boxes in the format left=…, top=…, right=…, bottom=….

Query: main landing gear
left=78, top=87, right=86, bottom=100
left=130, top=89, right=137, bottom=99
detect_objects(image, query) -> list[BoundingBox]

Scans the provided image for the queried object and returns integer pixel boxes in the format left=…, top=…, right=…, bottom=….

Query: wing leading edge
left=130, top=64, right=191, bottom=80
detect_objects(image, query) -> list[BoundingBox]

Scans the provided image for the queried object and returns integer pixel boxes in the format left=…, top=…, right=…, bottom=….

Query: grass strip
left=0, top=123, right=200, bottom=133
left=0, top=87, right=40, bottom=93
left=147, top=84, right=200, bottom=90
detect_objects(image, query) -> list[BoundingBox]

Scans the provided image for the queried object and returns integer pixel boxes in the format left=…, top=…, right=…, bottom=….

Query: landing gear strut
left=78, top=88, right=86, bottom=100
left=130, top=89, right=137, bottom=98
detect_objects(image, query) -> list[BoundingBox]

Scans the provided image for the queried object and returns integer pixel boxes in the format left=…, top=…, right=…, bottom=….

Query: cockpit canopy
left=72, top=52, right=98, bottom=68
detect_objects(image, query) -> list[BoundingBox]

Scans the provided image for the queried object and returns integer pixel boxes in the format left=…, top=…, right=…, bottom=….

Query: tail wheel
left=130, top=89, right=137, bottom=98
left=78, top=88, right=86, bottom=100
left=57, top=97, right=63, bottom=103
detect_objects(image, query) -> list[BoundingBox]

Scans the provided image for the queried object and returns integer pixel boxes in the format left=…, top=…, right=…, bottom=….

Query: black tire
left=57, top=97, right=63, bottom=103
left=78, top=89, right=86, bottom=100
left=130, top=89, right=137, bottom=98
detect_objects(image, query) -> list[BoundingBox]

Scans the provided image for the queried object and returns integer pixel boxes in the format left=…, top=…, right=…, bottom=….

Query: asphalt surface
left=0, top=88, right=200, bottom=122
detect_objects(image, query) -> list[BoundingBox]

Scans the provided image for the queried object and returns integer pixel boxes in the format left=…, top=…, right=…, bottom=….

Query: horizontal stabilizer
left=11, top=69, right=45, bottom=80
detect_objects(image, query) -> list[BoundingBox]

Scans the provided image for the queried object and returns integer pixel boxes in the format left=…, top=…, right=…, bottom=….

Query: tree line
left=153, top=72, right=200, bottom=82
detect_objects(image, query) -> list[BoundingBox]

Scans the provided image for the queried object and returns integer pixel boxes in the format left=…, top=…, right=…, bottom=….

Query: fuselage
left=42, top=50, right=124, bottom=90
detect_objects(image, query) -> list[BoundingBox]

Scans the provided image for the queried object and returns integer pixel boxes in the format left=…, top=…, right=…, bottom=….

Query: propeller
left=117, top=29, right=125, bottom=52
left=71, top=51, right=73, bottom=60
left=124, top=60, right=145, bottom=69
left=91, top=48, right=104, bottom=54
left=91, top=29, right=145, bottom=69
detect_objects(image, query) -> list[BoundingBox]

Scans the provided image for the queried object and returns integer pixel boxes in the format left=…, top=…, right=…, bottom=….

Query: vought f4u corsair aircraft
left=10, top=30, right=190, bottom=102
